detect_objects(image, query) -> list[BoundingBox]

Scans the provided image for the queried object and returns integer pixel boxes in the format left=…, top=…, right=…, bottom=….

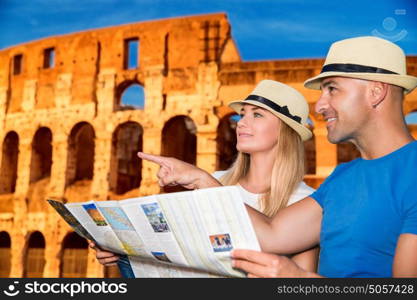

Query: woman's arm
left=137, top=152, right=221, bottom=189
left=138, top=151, right=323, bottom=264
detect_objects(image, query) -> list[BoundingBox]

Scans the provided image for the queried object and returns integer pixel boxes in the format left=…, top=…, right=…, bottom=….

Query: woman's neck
left=239, top=150, right=275, bottom=194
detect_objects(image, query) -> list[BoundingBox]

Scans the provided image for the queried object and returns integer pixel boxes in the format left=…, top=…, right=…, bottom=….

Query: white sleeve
left=211, top=170, right=229, bottom=181
left=287, top=181, right=315, bottom=206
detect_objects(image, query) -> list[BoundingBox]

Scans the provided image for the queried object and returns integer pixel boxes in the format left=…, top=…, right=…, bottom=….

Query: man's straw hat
left=304, top=36, right=417, bottom=94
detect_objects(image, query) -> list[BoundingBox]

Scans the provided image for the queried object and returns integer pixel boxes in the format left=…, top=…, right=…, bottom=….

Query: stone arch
left=304, top=117, right=316, bottom=175
left=0, top=131, right=19, bottom=195
left=161, top=116, right=197, bottom=192
left=216, top=113, right=238, bottom=170
left=60, top=232, right=88, bottom=278
left=65, top=122, right=95, bottom=202
left=27, top=127, right=53, bottom=212
left=116, top=81, right=145, bottom=110
left=66, top=122, right=95, bottom=186
left=23, top=231, right=46, bottom=278
left=0, top=231, right=11, bottom=278
left=110, top=121, right=143, bottom=195
left=406, top=110, right=417, bottom=139
left=30, top=127, right=53, bottom=183
left=162, top=116, right=197, bottom=164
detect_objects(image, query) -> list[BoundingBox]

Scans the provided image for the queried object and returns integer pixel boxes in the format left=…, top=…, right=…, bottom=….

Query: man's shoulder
left=402, top=140, right=417, bottom=161
left=312, top=159, right=361, bottom=198
left=326, top=159, right=361, bottom=181
left=311, top=159, right=360, bottom=202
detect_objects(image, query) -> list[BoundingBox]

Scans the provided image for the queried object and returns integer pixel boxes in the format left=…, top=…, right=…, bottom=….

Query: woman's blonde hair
left=219, top=121, right=305, bottom=217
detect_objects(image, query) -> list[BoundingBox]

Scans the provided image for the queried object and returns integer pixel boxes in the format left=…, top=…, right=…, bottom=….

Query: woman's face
left=236, top=104, right=281, bottom=154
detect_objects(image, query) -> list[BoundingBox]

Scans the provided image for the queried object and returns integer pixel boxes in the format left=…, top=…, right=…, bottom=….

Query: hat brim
left=228, top=100, right=313, bottom=142
left=304, top=72, right=417, bottom=94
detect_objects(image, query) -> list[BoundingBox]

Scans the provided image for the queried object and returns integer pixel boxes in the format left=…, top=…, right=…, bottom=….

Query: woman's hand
left=89, top=241, right=120, bottom=266
left=138, top=152, right=221, bottom=189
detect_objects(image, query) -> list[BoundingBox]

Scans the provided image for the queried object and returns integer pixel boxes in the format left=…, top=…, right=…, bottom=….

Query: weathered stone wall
left=0, top=13, right=416, bottom=278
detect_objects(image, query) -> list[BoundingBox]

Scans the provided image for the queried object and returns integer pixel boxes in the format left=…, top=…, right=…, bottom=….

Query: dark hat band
left=244, top=95, right=302, bottom=124
left=321, top=63, right=399, bottom=75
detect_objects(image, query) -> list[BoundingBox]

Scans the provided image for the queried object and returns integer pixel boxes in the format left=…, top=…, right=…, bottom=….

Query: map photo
left=99, top=207, right=135, bottom=231
left=152, top=251, right=172, bottom=263
left=47, top=199, right=95, bottom=241
left=209, top=233, right=233, bottom=253
left=141, top=202, right=170, bottom=233
left=82, top=203, right=107, bottom=226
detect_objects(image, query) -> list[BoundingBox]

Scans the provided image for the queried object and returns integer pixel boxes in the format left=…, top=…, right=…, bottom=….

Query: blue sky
left=406, top=112, right=417, bottom=123
left=1, top=0, right=416, bottom=114
left=1, top=0, right=416, bottom=60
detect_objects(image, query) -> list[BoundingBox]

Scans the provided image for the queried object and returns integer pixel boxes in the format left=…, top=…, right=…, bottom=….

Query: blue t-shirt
left=311, top=141, right=417, bottom=278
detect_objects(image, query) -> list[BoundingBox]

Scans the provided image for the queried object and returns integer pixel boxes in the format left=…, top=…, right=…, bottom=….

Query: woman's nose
left=237, top=116, right=247, bottom=128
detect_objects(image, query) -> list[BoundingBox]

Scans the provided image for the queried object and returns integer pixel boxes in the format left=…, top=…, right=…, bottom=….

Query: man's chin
left=327, top=133, right=353, bottom=145
left=327, top=134, right=342, bottom=144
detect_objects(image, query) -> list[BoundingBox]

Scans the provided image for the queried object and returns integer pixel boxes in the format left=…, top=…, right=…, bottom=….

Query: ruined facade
left=0, top=13, right=416, bottom=278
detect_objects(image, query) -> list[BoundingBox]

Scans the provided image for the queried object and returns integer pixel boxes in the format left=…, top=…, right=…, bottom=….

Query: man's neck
left=353, top=118, right=414, bottom=160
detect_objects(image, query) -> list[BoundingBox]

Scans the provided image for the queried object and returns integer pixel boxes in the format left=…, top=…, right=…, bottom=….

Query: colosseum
left=0, top=13, right=416, bottom=278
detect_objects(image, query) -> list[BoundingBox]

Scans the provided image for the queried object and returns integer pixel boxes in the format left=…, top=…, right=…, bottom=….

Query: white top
left=212, top=170, right=315, bottom=211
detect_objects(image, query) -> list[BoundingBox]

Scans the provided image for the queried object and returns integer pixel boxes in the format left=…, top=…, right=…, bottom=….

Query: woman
left=214, top=79, right=313, bottom=217
left=92, top=79, right=318, bottom=274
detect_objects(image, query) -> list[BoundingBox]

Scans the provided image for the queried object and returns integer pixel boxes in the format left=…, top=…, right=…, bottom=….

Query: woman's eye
left=328, top=86, right=336, bottom=93
left=254, top=112, right=262, bottom=117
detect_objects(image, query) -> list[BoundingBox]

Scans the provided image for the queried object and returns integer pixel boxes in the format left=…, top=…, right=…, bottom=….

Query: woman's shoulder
left=287, top=181, right=316, bottom=206
left=297, top=181, right=316, bottom=194
left=211, top=170, right=260, bottom=210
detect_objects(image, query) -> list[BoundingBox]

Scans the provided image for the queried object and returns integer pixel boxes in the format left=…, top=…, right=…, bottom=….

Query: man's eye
left=328, top=86, right=336, bottom=92
left=254, top=112, right=262, bottom=117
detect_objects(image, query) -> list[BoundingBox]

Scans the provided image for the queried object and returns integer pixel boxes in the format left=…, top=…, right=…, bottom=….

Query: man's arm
left=291, top=247, right=320, bottom=273
left=231, top=249, right=323, bottom=278
left=393, top=233, right=417, bottom=277
left=231, top=197, right=323, bottom=277
left=247, top=196, right=322, bottom=254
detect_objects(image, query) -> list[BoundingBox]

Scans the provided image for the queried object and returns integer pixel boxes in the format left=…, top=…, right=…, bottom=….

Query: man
left=120, top=36, right=417, bottom=277
left=227, top=36, right=417, bottom=278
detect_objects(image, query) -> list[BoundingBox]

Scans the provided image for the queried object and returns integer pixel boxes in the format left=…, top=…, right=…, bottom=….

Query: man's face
left=315, top=76, right=370, bottom=144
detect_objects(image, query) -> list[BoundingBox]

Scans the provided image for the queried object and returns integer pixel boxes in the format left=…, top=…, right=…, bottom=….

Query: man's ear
left=369, top=81, right=388, bottom=109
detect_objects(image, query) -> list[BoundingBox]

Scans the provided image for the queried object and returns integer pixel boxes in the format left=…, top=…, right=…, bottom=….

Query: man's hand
left=89, top=241, right=120, bottom=266
left=231, top=249, right=321, bottom=278
left=137, top=152, right=221, bottom=189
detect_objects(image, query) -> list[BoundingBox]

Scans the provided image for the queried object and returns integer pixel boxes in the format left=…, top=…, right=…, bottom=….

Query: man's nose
left=315, top=93, right=328, bottom=115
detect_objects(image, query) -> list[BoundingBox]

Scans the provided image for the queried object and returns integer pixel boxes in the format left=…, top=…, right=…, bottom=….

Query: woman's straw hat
left=228, top=80, right=312, bottom=141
